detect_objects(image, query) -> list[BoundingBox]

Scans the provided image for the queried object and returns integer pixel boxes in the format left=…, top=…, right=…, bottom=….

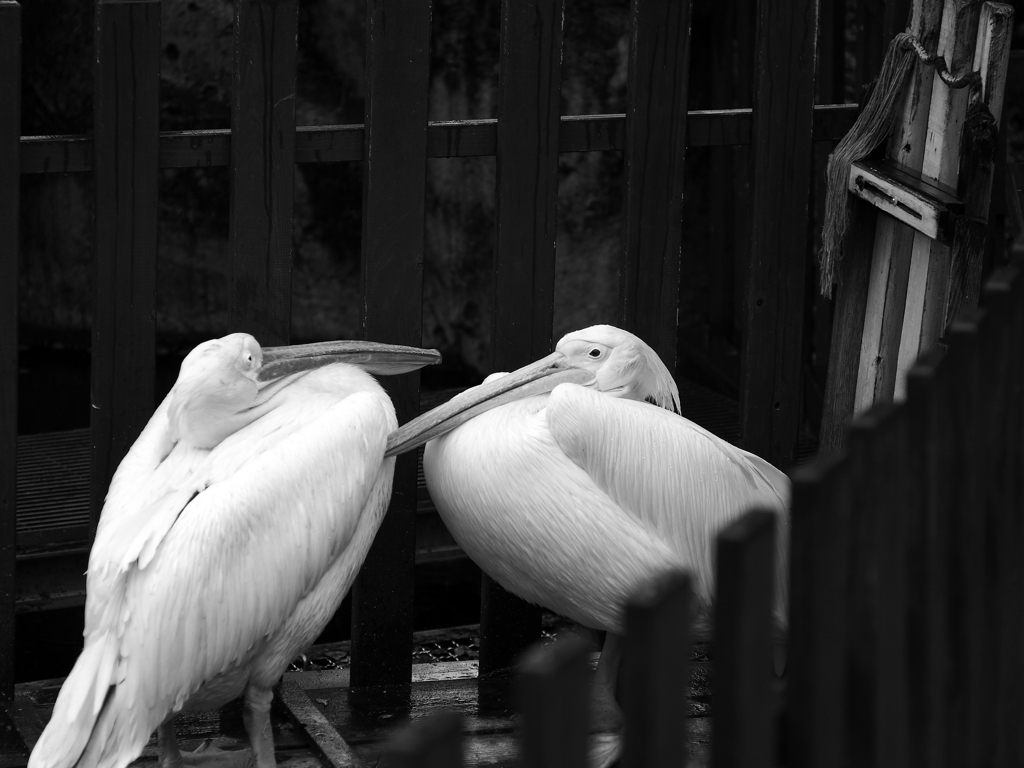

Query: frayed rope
left=817, top=32, right=982, bottom=297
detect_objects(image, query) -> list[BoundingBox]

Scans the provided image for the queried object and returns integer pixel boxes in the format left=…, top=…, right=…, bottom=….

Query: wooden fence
left=1, top=0, right=1021, bottom=762
left=380, top=266, right=1024, bottom=766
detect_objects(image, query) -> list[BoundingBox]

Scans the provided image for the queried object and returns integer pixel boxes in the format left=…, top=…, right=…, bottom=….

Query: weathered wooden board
left=739, top=0, right=819, bottom=468
left=896, top=0, right=983, bottom=394
left=480, top=0, right=565, bottom=677
left=18, top=107, right=861, bottom=174
left=620, top=0, right=693, bottom=373
left=351, top=0, right=431, bottom=688
left=90, top=0, right=160, bottom=532
left=0, top=0, right=20, bottom=701
left=227, top=0, right=299, bottom=346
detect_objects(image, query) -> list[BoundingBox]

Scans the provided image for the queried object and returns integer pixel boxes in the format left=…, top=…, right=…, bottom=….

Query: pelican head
left=385, top=324, right=678, bottom=457
left=169, top=332, right=440, bottom=449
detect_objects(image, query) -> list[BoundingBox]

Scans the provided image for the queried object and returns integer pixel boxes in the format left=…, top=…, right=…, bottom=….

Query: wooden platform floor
left=1, top=644, right=715, bottom=768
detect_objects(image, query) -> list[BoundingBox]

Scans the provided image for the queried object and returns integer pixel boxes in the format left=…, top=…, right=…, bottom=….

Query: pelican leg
left=242, top=687, right=277, bottom=768
left=159, top=721, right=184, bottom=768
left=589, top=633, right=625, bottom=768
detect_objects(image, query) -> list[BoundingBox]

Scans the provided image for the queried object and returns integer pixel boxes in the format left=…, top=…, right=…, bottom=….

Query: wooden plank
left=90, top=0, right=161, bottom=532
left=0, top=0, right=19, bottom=702
left=844, top=404, right=911, bottom=768
left=479, top=0, right=565, bottom=676
left=227, top=0, right=299, bottom=346
left=846, top=0, right=942, bottom=417
left=785, top=454, right=851, bottom=768
left=903, top=346, right=949, bottom=768
left=621, top=572, right=692, bottom=768
left=619, top=0, right=693, bottom=374
left=896, top=0, right=982, bottom=393
left=739, top=0, right=819, bottom=468
left=386, top=711, right=464, bottom=768
left=819, top=199, right=878, bottom=457
left=276, top=677, right=364, bottom=768
left=938, top=307, right=985, bottom=766
left=518, top=636, right=590, bottom=768
left=945, top=2, right=1014, bottom=324
left=351, top=0, right=431, bottom=689
left=712, top=510, right=776, bottom=768
left=18, top=106, right=862, bottom=174
left=970, top=271, right=1019, bottom=767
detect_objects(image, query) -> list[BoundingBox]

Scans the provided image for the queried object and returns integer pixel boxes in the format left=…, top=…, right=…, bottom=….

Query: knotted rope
left=818, top=32, right=982, bottom=296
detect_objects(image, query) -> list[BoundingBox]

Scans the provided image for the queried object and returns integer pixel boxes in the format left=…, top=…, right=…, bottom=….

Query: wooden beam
left=90, top=0, right=161, bottom=532
left=896, top=0, right=983, bottom=396
left=479, top=0, right=565, bottom=677
left=739, top=0, right=819, bottom=468
left=620, top=0, right=694, bottom=373
left=18, top=106, right=863, bottom=174
left=276, top=676, right=363, bottom=768
left=0, top=0, right=20, bottom=702
left=350, top=0, right=431, bottom=689
left=228, top=0, right=299, bottom=346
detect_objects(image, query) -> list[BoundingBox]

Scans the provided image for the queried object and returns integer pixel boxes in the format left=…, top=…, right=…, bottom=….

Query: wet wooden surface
left=0, top=654, right=715, bottom=768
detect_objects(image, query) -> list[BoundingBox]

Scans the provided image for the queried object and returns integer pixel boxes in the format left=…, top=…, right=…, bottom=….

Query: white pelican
left=385, top=325, right=790, bottom=765
left=29, top=333, right=439, bottom=768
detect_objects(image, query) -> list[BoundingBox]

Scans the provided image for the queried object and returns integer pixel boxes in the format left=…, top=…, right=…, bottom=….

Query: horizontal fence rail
left=17, top=106, right=859, bottom=174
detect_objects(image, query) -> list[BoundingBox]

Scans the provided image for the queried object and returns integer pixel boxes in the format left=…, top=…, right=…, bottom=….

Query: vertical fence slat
left=0, top=0, right=20, bottom=701
left=785, top=455, right=851, bottom=768
left=518, top=635, right=590, bottom=768
left=620, top=0, right=693, bottom=373
left=973, top=271, right=1018, bottom=768
left=712, top=510, right=777, bottom=768
left=228, top=0, right=298, bottom=346
left=622, top=571, right=692, bottom=768
left=939, top=306, right=985, bottom=767
left=479, top=0, right=565, bottom=677
left=387, top=711, right=464, bottom=768
left=351, top=0, right=431, bottom=689
left=739, top=0, right=819, bottom=468
left=91, top=0, right=161, bottom=531
left=904, top=346, right=948, bottom=768
left=845, top=404, right=912, bottom=768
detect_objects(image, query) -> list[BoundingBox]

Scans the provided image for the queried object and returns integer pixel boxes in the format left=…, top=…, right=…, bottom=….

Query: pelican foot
left=588, top=733, right=622, bottom=768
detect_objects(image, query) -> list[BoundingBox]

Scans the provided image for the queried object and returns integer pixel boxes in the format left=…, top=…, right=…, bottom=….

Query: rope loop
left=898, top=32, right=982, bottom=90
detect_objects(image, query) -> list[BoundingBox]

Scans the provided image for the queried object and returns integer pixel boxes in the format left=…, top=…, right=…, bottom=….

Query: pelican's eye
left=588, top=347, right=603, bottom=359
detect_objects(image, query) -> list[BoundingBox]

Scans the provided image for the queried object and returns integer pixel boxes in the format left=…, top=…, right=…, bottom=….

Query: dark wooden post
left=712, top=510, right=777, bottom=768
left=622, top=571, right=692, bottom=768
left=904, top=347, right=949, bottom=768
left=518, top=635, right=590, bottom=768
left=0, top=0, right=20, bottom=701
left=620, top=0, right=693, bottom=374
left=480, top=0, right=565, bottom=678
left=739, top=0, right=819, bottom=468
left=785, top=455, right=852, bottom=768
left=228, top=0, right=299, bottom=346
left=352, top=0, right=431, bottom=688
left=90, top=0, right=161, bottom=531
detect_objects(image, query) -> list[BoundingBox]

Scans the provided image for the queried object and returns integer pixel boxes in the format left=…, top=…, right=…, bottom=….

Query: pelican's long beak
left=252, top=340, right=441, bottom=407
left=384, top=351, right=595, bottom=458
